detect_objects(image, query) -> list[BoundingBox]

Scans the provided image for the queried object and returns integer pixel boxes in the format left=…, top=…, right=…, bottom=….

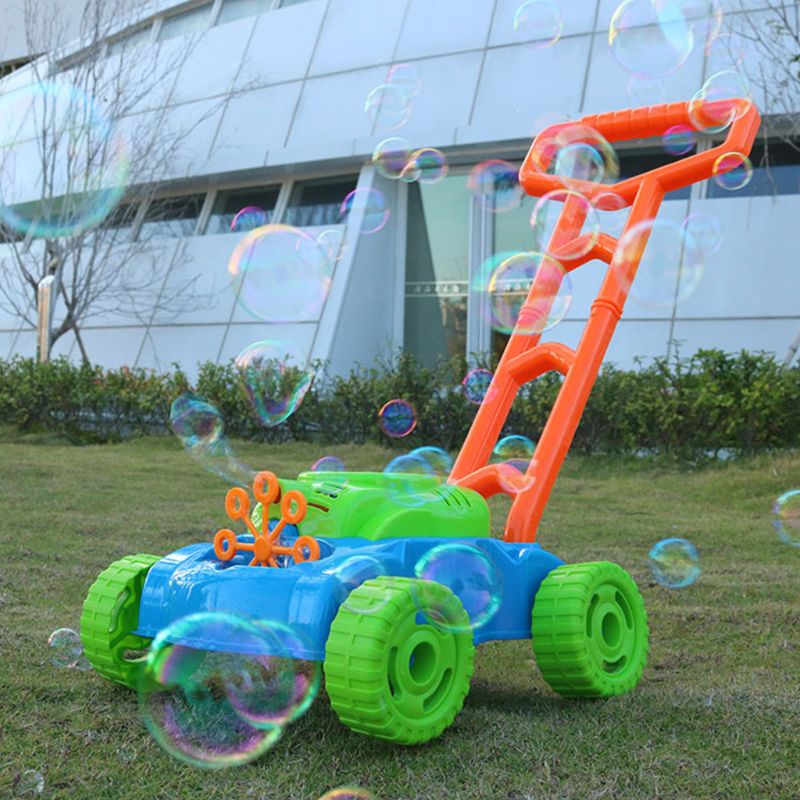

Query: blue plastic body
left=136, top=537, right=565, bottom=660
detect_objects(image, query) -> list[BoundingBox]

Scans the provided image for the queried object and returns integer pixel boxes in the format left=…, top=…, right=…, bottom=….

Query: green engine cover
left=256, top=471, right=490, bottom=541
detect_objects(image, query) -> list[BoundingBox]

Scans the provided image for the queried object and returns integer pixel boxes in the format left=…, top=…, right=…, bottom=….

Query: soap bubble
left=414, top=543, right=502, bottom=632
left=15, top=770, right=44, bottom=796
left=513, top=0, right=563, bottom=47
left=475, top=251, right=572, bottom=335
left=234, top=340, right=313, bottom=428
left=339, top=188, right=390, bottom=235
left=372, top=137, right=412, bottom=180
left=663, top=124, right=696, bottom=156
left=494, top=434, right=535, bottom=473
left=609, top=0, right=695, bottom=78
left=318, top=789, right=375, bottom=800
left=462, top=367, right=494, bottom=405
left=530, top=189, right=600, bottom=261
left=383, top=452, right=442, bottom=509
left=364, top=83, right=411, bottom=130
left=386, top=63, right=421, bottom=99
left=316, top=228, right=347, bottom=262
left=689, top=70, right=752, bottom=134
left=712, top=151, right=753, bottom=192
left=408, top=446, right=452, bottom=477
left=138, top=613, right=318, bottom=768
left=681, top=212, right=722, bottom=255
left=228, top=224, right=332, bottom=322
left=612, top=218, right=704, bottom=308
left=332, top=555, right=391, bottom=615
left=468, top=160, right=523, bottom=213
left=230, top=206, right=267, bottom=233
left=378, top=399, right=417, bottom=438
left=0, top=80, right=129, bottom=238
left=311, top=455, right=346, bottom=472
left=48, top=628, right=83, bottom=668
left=116, top=746, right=138, bottom=764
left=404, top=147, right=448, bottom=185
left=772, top=490, right=800, bottom=547
left=648, top=537, right=700, bottom=588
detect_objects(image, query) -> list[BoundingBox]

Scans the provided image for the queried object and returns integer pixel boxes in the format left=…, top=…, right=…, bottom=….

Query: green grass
left=1, top=432, right=798, bottom=799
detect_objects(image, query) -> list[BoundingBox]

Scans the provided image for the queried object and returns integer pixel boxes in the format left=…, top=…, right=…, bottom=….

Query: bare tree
left=0, top=0, right=220, bottom=362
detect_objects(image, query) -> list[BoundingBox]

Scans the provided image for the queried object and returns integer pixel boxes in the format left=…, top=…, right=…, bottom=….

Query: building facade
left=1, top=0, right=799, bottom=377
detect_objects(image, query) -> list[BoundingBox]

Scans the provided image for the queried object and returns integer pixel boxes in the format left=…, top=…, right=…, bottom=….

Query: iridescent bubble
left=383, top=452, right=436, bottom=508
left=688, top=70, right=752, bottom=134
left=408, top=446, right=452, bottom=477
left=378, top=399, right=417, bottom=438
left=476, top=251, right=573, bottom=335
left=407, top=147, right=448, bottom=185
left=386, top=63, right=421, bottom=98
left=554, top=143, right=606, bottom=184
left=712, top=151, right=753, bottom=191
left=663, top=124, right=696, bottom=156
left=772, top=490, right=800, bottom=547
left=496, top=459, right=537, bottom=496
left=235, top=340, right=313, bottom=428
left=228, top=224, right=332, bottom=322
left=468, top=160, right=523, bottom=214
left=530, top=189, right=600, bottom=260
left=48, top=628, right=83, bottom=669
left=493, top=434, right=535, bottom=473
left=116, top=746, right=138, bottom=764
left=648, top=537, right=700, bottom=588
left=681, top=212, right=722, bottom=255
left=414, top=543, right=502, bottom=632
left=138, top=613, right=317, bottom=768
left=230, top=206, right=267, bottom=233
left=331, top=555, right=391, bottom=615
left=15, top=770, right=44, bottom=796
left=372, top=137, right=412, bottom=180
left=0, top=80, right=129, bottom=238
left=462, top=367, right=493, bottom=405
left=339, top=188, right=390, bottom=235
left=513, top=0, right=563, bottom=47
left=311, top=455, right=346, bottom=472
left=613, top=218, right=704, bottom=308
left=318, top=787, right=375, bottom=800
left=316, top=228, right=347, bottom=262
left=609, top=0, right=695, bottom=78
left=169, top=394, right=224, bottom=449
left=364, top=83, right=411, bottom=130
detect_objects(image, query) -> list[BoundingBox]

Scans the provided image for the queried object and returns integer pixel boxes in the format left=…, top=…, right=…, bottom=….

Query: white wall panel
left=490, top=0, right=599, bottom=48
left=160, top=98, right=226, bottom=178
left=218, top=321, right=316, bottom=364
left=137, top=323, right=227, bottom=376
left=670, top=318, right=800, bottom=359
left=79, top=326, right=147, bottom=367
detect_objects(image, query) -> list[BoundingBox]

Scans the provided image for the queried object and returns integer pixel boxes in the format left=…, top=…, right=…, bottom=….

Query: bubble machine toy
left=81, top=99, right=759, bottom=745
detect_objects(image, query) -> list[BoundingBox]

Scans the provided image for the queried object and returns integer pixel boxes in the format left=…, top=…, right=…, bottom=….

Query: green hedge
left=1, top=349, right=798, bottom=458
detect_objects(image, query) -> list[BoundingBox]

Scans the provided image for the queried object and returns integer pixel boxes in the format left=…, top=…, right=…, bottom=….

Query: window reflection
left=137, top=194, right=205, bottom=240
left=283, top=176, right=357, bottom=227
left=217, top=0, right=274, bottom=26
left=206, top=186, right=279, bottom=234
left=158, top=3, right=212, bottom=41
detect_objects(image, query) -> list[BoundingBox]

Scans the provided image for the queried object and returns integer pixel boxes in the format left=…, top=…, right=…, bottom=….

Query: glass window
left=137, top=194, right=205, bottom=240
left=158, top=3, right=212, bottom=41
left=217, top=0, right=274, bottom=25
left=205, top=186, right=280, bottom=234
left=282, top=176, right=357, bottom=227
left=107, top=25, right=152, bottom=56
left=404, top=174, right=470, bottom=367
left=617, top=149, right=691, bottom=200
left=707, top=139, right=800, bottom=199
left=101, top=202, right=139, bottom=234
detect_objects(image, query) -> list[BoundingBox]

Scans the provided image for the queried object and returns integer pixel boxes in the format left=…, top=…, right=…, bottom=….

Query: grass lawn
left=1, top=431, right=798, bottom=799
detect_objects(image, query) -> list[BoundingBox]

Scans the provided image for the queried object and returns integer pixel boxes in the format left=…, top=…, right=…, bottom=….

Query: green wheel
left=324, top=576, right=474, bottom=745
left=532, top=561, right=649, bottom=698
left=80, top=554, right=160, bottom=689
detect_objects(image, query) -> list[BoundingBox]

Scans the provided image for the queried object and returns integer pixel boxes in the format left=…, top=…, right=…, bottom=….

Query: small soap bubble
left=462, top=368, right=494, bottom=405
left=316, top=228, right=347, bottom=263
left=609, top=0, right=695, bottom=78
left=116, top=746, right=138, bottom=764
left=332, top=555, right=391, bottom=616
left=364, top=83, right=411, bottom=130
left=15, top=770, right=44, bottom=797
left=689, top=70, right=752, bottom=133
left=339, top=188, right=390, bottom=235
left=230, top=206, right=267, bottom=233
left=530, top=189, right=600, bottom=261
left=407, top=147, right=448, bottom=185
left=468, top=160, right=523, bottom=213
left=48, top=627, right=83, bottom=669
left=772, top=490, right=800, bottom=547
left=378, top=399, right=417, bottom=438
left=414, top=543, right=502, bottom=632
left=170, top=394, right=224, bottom=449
left=228, top=224, right=332, bottom=323
left=681, top=212, right=722, bottom=255
left=311, top=455, right=346, bottom=472
left=408, top=446, right=452, bottom=477
left=372, top=137, right=412, bottom=180
left=613, top=218, right=704, bottom=308
left=383, top=452, right=441, bottom=509
left=318, top=787, right=375, bottom=800
left=663, top=124, right=696, bottom=156
left=386, top=63, right=420, bottom=98
left=234, top=340, right=314, bottom=428
left=475, top=251, right=572, bottom=335
left=494, top=434, right=535, bottom=473
left=513, top=0, right=563, bottom=47
left=712, top=151, right=752, bottom=192
left=648, top=537, right=700, bottom=588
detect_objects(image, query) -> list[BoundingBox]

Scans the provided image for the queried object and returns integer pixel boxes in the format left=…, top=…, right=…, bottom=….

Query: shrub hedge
left=1, top=349, right=798, bottom=458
